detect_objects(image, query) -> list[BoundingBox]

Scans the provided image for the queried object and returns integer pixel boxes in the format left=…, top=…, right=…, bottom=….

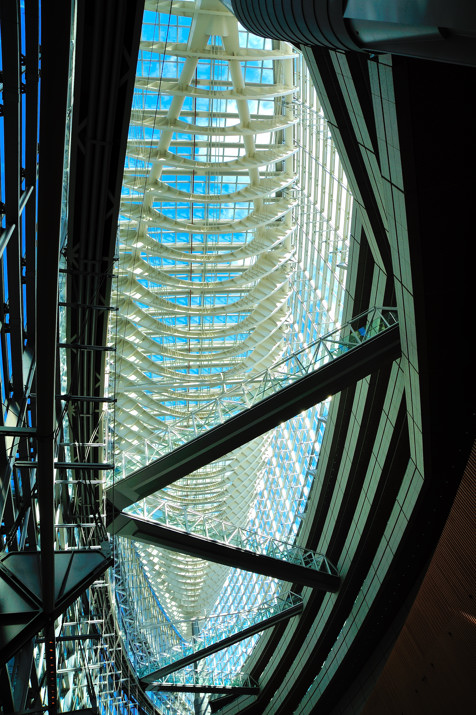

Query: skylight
left=108, top=1, right=352, bottom=711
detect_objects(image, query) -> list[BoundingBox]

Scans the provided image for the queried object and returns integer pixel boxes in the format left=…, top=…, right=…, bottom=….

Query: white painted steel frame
left=112, top=0, right=299, bottom=628
left=109, top=1, right=352, bottom=707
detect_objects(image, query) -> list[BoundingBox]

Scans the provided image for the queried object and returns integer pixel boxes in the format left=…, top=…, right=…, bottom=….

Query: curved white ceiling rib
left=112, top=0, right=298, bottom=626
left=125, top=143, right=298, bottom=169
left=119, top=223, right=294, bottom=260
left=128, top=111, right=296, bottom=136
left=121, top=195, right=295, bottom=232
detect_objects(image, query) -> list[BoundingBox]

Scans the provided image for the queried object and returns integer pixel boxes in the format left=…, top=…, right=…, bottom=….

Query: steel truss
left=0, top=1, right=402, bottom=713
left=110, top=504, right=340, bottom=590
left=0, top=1, right=150, bottom=714
left=140, top=593, right=303, bottom=683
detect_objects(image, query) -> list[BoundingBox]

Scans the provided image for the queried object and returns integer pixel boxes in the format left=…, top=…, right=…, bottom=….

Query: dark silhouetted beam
left=147, top=683, right=259, bottom=695
left=36, top=0, right=72, bottom=649
left=107, top=325, right=400, bottom=510
left=0, top=551, right=112, bottom=666
left=141, top=598, right=303, bottom=684
left=109, top=511, right=340, bottom=591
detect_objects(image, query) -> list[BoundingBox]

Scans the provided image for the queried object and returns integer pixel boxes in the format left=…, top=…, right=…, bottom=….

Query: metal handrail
left=137, top=592, right=302, bottom=679
left=151, top=669, right=258, bottom=689
left=112, top=306, right=398, bottom=483
left=125, top=500, right=338, bottom=575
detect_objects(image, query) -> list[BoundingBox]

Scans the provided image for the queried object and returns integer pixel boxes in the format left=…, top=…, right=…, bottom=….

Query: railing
left=149, top=668, right=258, bottom=690
left=112, top=539, right=185, bottom=676
left=125, top=500, right=338, bottom=576
left=138, top=592, right=303, bottom=679
left=112, top=307, right=398, bottom=483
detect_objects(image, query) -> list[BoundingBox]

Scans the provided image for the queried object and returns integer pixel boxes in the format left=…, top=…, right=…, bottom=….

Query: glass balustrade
left=138, top=592, right=302, bottom=679
left=112, top=306, right=398, bottom=484
left=149, top=668, right=258, bottom=690
left=125, top=500, right=338, bottom=576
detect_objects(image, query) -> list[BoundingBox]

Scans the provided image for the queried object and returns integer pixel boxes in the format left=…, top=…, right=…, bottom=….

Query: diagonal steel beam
left=141, top=597, right=303, bottom=684
left=107, top=325, right=400, bottom=510
left=148, top=683, right=259, bottom=695
left=109, top=511, right=340, bottom=591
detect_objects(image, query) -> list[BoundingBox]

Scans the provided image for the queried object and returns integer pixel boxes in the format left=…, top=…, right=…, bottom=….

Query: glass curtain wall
left=107, top=0, right=352, bottom=710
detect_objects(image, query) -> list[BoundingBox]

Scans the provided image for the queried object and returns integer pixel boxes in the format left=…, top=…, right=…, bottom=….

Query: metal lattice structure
left=111, top=307, right=397, bottom=479
left=2, top=0, right=474, bottom=713
left=0, top=0, right=353, bottom=710
left=110, top=0, right=301, bottom=627
left=106, top=1, right=355, bottom=707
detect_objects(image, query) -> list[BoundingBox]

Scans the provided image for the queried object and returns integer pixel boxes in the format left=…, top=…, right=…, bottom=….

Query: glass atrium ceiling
left=108, top=0, right=352, bottom=708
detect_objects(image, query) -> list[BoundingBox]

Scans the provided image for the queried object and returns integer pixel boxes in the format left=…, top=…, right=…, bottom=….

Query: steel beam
left=35, top=0, right=72, bottom=623
left=3, top=709, right=98, bottom=715
left=10, top=641, right=36, bottom=712
left=0, top=664, right=15, bottom=711
left=36, top=633, right=101, bottom=643
left=24, top=0, right=40, bottom=350
left=0, top=550, right=112, bottom=666
left=0, top=352, right=35, bottom=525
left=148, top=683, right=259, bottom=695
left=109, top=511, right=340, bottom=591
left=107, top=325, right=401, bottom=510
left=141, top=598, right=303, bottom=683
left=0, top=0, right=24, bottom=400
left=0, top=427, right=36, bottom=437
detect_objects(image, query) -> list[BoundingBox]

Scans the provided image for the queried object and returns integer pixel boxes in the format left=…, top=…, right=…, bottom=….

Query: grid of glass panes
left=111, top=2, right=352, bottom=704
left=193, top=47, right=352, bottom=678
